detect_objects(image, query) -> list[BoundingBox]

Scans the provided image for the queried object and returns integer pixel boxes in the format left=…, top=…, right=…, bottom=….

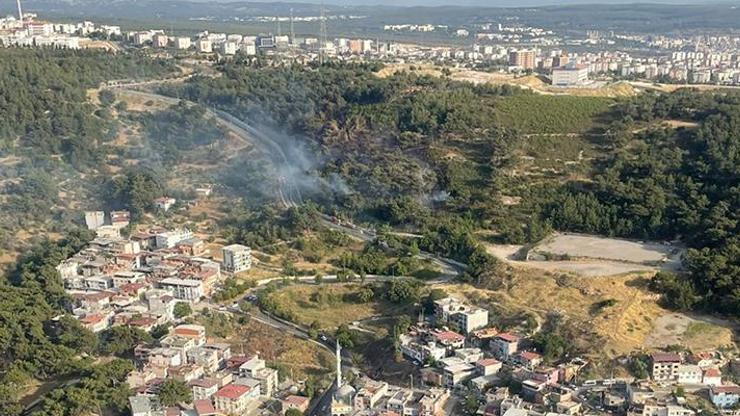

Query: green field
left=495, top=94, right=614, bottom=134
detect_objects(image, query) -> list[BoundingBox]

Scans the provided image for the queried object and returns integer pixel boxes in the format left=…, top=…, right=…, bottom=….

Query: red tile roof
left=704, top=368, right=722, bottom=377
left=496, top=333, right=519, bottom=342
left=215, top=384, right=250, bottom=400
left=284, top=395, right=309, bottom=406
left=193, top=399, right=217, bottom=415
left=651, top=352, right=681, bottom=363
left=476, top=358, right=501, bottom=367
left=434, top=331, right=465, bottom=343
left=712, top=384, right=740, bottom=394
left=520, top=351, right=542, bottom=362
left=79, top=314, right=105, bottom=324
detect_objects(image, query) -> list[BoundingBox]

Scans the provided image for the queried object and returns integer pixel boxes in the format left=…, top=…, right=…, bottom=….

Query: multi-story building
left=651, top=352, right=681, bottom=381
left=155, top=229, right=193, bottom=249
left=433, top=297, right=488, bottom=334
left=196, top=38, right=212, bottom=53
left=152, top=34, right=168, bottom=48
left=174, top=37, right=191, bottom=49
left=214, top=384, right=255, bottom=414
left=222, top=244, right=252, bottom=273
left=158, top=278, right=203, bottom=302
left=551, top=65, right=589, bottom=87
left=354, top=380, right=389, bottom=410
left=190, top=377, right=219, bottom=400
left=492, top=333, right=520, bottom=361
left=677, top=365, right=702, bottom=384
left=710, top=385, right=740, bottom=409
left=509, top=49, right=536, bottom=70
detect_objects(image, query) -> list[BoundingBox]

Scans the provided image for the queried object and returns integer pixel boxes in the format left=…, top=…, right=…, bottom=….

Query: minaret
left=335, top=340, right=342, bottom=388
left=16, top=0, right=23, bottom=26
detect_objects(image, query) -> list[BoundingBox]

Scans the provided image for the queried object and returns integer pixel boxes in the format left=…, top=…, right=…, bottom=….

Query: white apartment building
left=159, top=278, right=203, bottom=302
left=552, top=64, right=589, bottom=87
left=434, top=297, right=489, bottom=334
left=196, top=38, right=212, bottom=53
left=651, top=353, right=682, bottom=381
left=155, top=229, right=194, bottom=249
left=174, top=37, right=191, bottom=49
left=222, top=244, right=252, bottom=273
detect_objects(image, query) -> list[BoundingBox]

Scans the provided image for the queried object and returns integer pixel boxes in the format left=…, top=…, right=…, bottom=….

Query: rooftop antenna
left=16, top=0, right=23, bottom=26
left=319, top=3, right=328, bottom=65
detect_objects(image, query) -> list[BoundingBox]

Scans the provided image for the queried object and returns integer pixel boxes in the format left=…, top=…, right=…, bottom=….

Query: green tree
left=158, top=379, right=192, bottom=406
left=173, top=302, right=193, bottom=319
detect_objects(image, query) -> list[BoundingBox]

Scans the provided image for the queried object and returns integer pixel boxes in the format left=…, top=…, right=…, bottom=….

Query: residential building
left=85, top=211, right=105, bottom=230
left=492, top=333, right=520, bottom=361
left=710, top=384, right=740, bottom=409
left=476, top=358, right=503, bottom=376
left=703, top=368, right=722, bottom=386
left=159, top=278, right=203, bottom=301
left=222, top=244, right=252, bottom=273
left=433, top=297, right=489, bottom=334
left=518, top=351, right=543, bottom=369
left=551, top=64, right=589, bottom=86
left=129, top=395, right=162, bottom=416
left=154, top=197, right=176, bottom=211
left=238, top=354, right=278, bottom=397
left=509, top=49, right=536, bottom=70
left=173, top=324, right=207, bottom=346
left=153, top=34, right=168, bottom=48
left=677, top=365, right=702, bottom=384
left=651, top=352, right=681, bottom=381
left=174, top=37, right=191, bottom=49
left=282, top=395, right=310, bottom=414
left=155, top=229, right=193, bottom=249
left=642, top=403, right=696, bottom=416
left=354, top=380, right=389, bottom=410
left=214, top=384, right=254, bottom=414
left=220, top=41, right=237, bottom=55
left=196, top=38, right=212, bottom=53
left=190, top=378, right=219, bottom=400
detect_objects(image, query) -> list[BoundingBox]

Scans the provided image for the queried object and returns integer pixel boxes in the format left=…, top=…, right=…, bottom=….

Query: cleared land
left=643, top=313, right=736, bottom=351
left=264, top=284, right=411, bottom=330
left=227, top=318, right=334, bottom=381
left=486, top=242, right=655, bottom=277
left=441, top=268, right=735, bottom=358
left=532, top=233, right=683, bottom=269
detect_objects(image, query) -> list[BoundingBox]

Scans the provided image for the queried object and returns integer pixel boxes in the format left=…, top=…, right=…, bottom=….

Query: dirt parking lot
left=533, top=233, right=682, bottom=268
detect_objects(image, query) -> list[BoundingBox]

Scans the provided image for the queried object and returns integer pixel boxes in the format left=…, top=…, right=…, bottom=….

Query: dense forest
left=0, top=49, right=175, bottom=255
left=163, top=62, right=737, bottom=315
left=0, top=48, right=175, bottom=164
left=541, top=91, right=739, bottom=314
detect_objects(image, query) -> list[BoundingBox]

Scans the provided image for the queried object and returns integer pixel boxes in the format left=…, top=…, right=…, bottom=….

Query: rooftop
left=496, top=333, right=520, bottom=343
left=651, top=352, right=681, bottom=363
left=215, top=383, right=251, bottom=400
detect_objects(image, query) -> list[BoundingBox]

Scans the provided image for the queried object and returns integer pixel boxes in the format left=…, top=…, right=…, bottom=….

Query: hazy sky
left=249, top=0, right=726, bottom=5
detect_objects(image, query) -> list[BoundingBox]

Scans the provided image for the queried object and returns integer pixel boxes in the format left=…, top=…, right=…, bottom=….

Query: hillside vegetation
left=164, top=63, right=737, bottom=315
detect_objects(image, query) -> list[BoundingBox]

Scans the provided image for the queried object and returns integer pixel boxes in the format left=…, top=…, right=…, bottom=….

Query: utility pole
left=290, top=8, right=296, bottom=46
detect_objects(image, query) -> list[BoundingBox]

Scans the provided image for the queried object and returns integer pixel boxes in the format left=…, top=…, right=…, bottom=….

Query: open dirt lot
left=266, top=284, right=410, bottom=330
left=485, top=243, right=657, bottom=277
left=533, top=233, right=682, bottom=268
left=643, top=313, right=736, bottom=351
left=227, top=319, right=334, bottom=381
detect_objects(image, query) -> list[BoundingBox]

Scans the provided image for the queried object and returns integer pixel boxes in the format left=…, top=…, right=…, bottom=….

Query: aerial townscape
left=0, top=0, right=738, bottom=416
